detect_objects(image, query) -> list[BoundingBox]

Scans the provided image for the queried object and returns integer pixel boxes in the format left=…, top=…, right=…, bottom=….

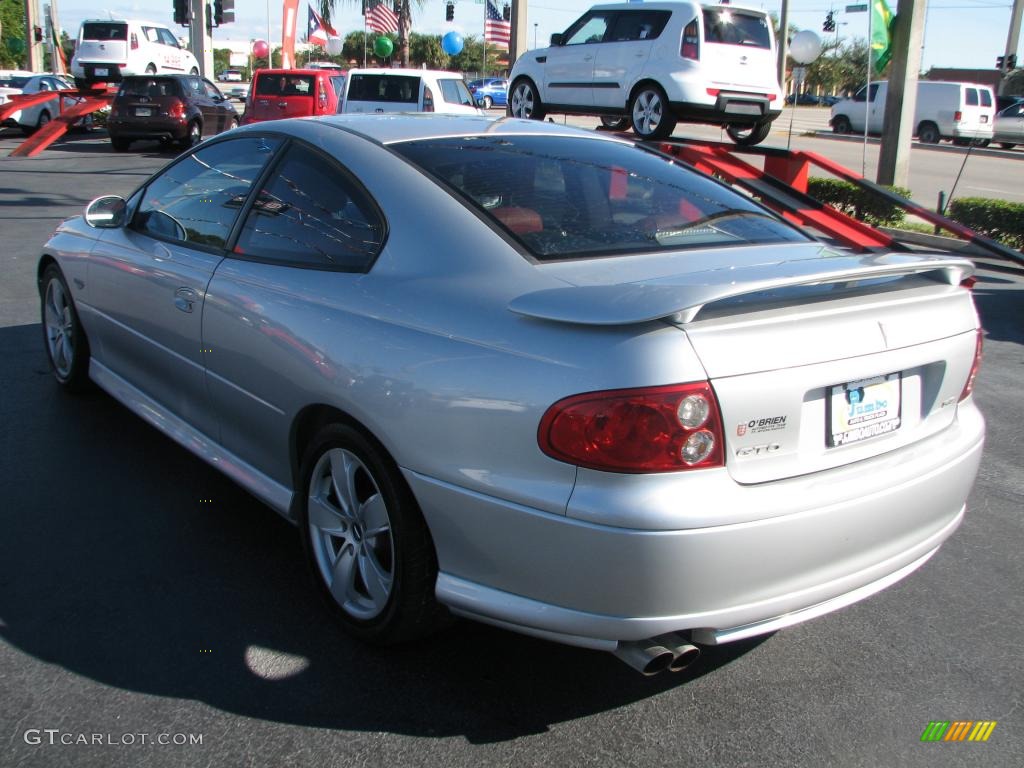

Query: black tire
left=917, top=122, right=940, bottom=144
left=298, top=423, right=444, bottom=645
left=145, top=64, right=157, bottom=74
left=600, top=116, right=631, bottom=131
left=999, top=142, right=1017, bottom=149
left=629, top=84, right=677, bottom=140
left=508, top=78, right=546, bottom=121
left=481, top=95, right=493, bottom=110
left=726, top=121, right=772, bottom=146
left=37, top=111, right=51, bottom=131
left=110, top=136, right=131, bottom=152
left=832, top=115, right=852, bottom=134
left=178, top=120, right=201, bottom=150
left=189, top=67, right=199, bottom=76
left=40, top=263, right=91, bottom=392
left=952, top=138, right=969, bottom=147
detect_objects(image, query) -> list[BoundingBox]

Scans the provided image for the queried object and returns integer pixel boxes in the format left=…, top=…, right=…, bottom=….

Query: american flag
left=366, top=1, right=400, bottom=35
left=484, top=0, right=511, bottom=49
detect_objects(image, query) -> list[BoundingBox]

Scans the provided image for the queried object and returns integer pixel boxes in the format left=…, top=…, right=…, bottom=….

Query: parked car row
left=0, top=70, right=95, bottom=134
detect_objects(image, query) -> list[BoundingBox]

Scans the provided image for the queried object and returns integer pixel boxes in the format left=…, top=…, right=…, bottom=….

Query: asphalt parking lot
left=1, top=129, right=1022, bottom=768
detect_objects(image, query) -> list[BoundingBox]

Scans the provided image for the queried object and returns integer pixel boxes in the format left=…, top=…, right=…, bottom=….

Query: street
left=0, top=121, right=1022, bottom=768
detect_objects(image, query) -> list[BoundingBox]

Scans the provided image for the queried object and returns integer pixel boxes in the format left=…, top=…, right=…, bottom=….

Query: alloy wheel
left=44, top=277, right=75, bottom=379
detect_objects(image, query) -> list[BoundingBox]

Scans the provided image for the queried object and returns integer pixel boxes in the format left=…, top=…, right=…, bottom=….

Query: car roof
left=588, top=2, right=764, bottom=11
left=346, top=68, right=464, bottom=79
left=279, top=113, right=633, bottom=146
left=254, top=68, right=339, bottom=76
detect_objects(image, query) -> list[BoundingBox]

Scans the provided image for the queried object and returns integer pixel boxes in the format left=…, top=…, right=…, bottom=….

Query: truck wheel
left=917, top=122, right=940, bottom=144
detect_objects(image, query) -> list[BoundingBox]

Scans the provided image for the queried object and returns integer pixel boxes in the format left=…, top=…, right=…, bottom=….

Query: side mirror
left=84, top=195, right=127, bottom=229
left=549, top=33, right=564, bottom=46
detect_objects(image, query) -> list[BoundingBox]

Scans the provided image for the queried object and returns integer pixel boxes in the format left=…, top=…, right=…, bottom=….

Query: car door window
left=233, top=143, right=385, bottom=271
left=157, top=28, right=180, bottom=48
left=132, top=137, right=281, bottom=249
left=439, top=79, right=475, bottom=107
left=203, top=80, right=222, bottom=99
left=565, top=13, right=611, bottom=45
left=608, top=10, right=671, bottom=41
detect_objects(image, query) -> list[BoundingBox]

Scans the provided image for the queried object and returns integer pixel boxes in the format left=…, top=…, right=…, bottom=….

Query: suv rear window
left=82, top=23, right=128, bottom=41
left=980, top=89, right=992, bottom=107
left=256, top=74, right=315, bottom=96
left=348, top=74, right=420, bottom=103
left=393, top=136, right=807, bottom=260
left=118, top=77, right=181, bottom=98
left=702, top=9, right=771, bottom=49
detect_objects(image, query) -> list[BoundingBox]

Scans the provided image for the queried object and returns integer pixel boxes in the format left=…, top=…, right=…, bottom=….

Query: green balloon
left=7, top=37, right=25, bottom=56
left=373, top=35, right=393, bottom=58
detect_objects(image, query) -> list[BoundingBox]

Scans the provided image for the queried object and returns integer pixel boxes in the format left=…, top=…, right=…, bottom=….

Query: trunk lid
left=700, top=7, right=778, bottom=93
left=512, top=244, right=979, bottom=484
left=77, top=22, right=129, bottom=64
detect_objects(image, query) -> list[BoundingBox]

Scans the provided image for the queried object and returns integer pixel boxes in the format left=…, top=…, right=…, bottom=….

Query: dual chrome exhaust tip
left=613, top=633, right=701, bottom=676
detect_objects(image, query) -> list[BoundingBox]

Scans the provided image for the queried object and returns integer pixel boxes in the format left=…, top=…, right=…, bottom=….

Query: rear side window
left=702, top=10, right=771, bottom=49
left=393, top=136, right=807, bottom=260
left=347, top=74, right=420, bottom=103
left=980, top=89, right=992, bottom=107
left=233, top=144, right=385, bottom=271
left=82, top=23, right=127, bottom=41
left=965, top=88, right=978, bottom=106
left=133, top=137, right=281, bottom=249
left=438, top=79, right=475, bottom=107
left=608, top=10, right=671, bottom=41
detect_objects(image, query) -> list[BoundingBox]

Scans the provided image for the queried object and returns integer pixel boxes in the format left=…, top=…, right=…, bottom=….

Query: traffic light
left=213, top=0, right=234, bottom=25
left=446, top=2, right=454, bottom=22
left=1009, top=54, right=1018, bottom=70
left=173, top=0, right=189, bottom=26
left=823, top=11, right=835, bottom=33
left=34, top=25, right=43, bottom=42
left=502, top=3, right=510, bottom=21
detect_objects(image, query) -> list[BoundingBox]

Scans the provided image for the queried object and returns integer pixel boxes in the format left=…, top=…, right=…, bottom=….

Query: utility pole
left=188, top=0, right=214, bottom=78
left=509, top=0, right=528, bottom=69
left=777, top=0, right=790, bottom=95
left=1002, top=0, right=1024, bottom=91
left=24, top=0, right=44, bottom=71
left=877, top=0, right=926, bottom=188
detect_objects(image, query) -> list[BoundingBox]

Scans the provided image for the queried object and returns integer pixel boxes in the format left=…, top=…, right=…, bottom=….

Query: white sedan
left=0, top=72, right=92, bottom=135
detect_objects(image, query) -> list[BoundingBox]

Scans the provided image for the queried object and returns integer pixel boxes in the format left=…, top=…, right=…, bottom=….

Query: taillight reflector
left=130, top=33, right=138, bottom=50
left=959, top=329, right=983, bottom=402
left=167, top=99, right=186, bottom=119
left=538, top=382, right=725, bottom=473
left=681, top=20, right=699, bottom=60
left=954, top=110, right=962, bottom=121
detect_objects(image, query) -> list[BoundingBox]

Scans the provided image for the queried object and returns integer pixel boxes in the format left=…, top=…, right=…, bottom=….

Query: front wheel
left=917, top=122, right=940, bottom=144
left=508, top=79, right=545, bottom=121
left=832, top=115, right=852, bottom=134
left=726, top=121, right=772, bottom=146
left=629, top=85, right=676, bottom=140
left=40, top=264, right=91, bottom=392
left=298, top=423, right=444, bottom=644
left=999, top=142, right=1017, bottom=149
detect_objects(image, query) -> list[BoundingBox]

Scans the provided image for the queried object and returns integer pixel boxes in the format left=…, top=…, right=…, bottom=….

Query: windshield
left=0, top=76, right=31, bottom=88
left=392, top=135, right=808, bottom=260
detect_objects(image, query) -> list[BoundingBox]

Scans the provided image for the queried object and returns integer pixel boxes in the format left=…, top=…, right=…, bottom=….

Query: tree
left=409, top=32, right=446, bottom=69
left=320, top=0, right=428, bottom=68
left=0, top=0, right=26, bottom=69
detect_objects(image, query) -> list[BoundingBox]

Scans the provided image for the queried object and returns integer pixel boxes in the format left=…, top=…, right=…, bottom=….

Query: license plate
left=94, top=67, right=108, bottom=76
left=826, top=372, right=902, bottom=447
left=135, top=107, right=152, bottom=116
left=725, top=103, right=761, bottom=115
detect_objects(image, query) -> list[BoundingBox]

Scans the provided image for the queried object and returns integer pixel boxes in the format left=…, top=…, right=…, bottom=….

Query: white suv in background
left=71, top=19, right=199, bottom=89
left=508, top=1, right=782, bottom=144
left=340, top=69, right=483, bottom=115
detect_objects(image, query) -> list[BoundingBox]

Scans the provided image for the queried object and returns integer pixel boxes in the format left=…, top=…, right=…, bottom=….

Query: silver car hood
left=509, top=249, right=973, bottom=326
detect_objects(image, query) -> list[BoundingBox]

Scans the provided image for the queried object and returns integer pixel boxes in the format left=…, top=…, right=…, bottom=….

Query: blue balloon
left=442, top=31, right=464, bottom=56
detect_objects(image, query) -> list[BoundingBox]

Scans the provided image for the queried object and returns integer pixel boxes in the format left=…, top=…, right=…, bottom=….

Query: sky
left=53, top=0, right=1022, bottom=72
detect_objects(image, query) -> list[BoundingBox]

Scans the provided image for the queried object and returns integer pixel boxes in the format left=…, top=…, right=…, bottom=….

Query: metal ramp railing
left=0, top=88, right=116, bottom=158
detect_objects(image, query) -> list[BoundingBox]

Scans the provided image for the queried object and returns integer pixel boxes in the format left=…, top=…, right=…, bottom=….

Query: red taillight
left=167, top=99, right=186, bottom=119
left=959, top=329, right=984, bottom=402
left=130, top=33, right=138, bottom=50
left=954, top=110, right=962, bottom=121
left=423, top=85, right=434, bottom=112
left=681, top=20, right=699, bottom=60
left=538, top=382, right=724, bottom=473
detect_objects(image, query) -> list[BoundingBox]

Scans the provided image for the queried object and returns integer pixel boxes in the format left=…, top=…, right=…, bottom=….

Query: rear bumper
left=409, top=401, right=984, bottom=649
left=108, top=119, right=188, bottom=141
left=669, top=97, right=781, bottom=126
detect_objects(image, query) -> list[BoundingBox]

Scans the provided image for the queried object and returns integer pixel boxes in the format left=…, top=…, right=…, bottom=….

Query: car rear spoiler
left=508, top=253, right=974, bottom=326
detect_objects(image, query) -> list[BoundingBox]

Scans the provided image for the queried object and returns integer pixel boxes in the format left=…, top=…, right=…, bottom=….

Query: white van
left=830, top=80, right=996, bottom=144
left=341, top=69, right=482, bottom=115
left=507, top=2, right=783, bottom=144
left=71, top=20, right=200, bottom=89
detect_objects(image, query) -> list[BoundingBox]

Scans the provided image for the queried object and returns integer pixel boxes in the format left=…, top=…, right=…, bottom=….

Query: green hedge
left=947, top=198, right=1024, bottom=250
left=806, top=177, right=911, bottom=227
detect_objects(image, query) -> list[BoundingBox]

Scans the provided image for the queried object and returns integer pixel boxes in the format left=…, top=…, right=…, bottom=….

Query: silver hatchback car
left=39, top=115, right=984, bottom=675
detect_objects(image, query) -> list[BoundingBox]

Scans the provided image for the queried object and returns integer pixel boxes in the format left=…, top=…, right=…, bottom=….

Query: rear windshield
left=702, top=9, right=771, bottom=49
left=0, top=75, right=31, bottom=88
left=255, top=74, right=315, bottom=96
left=392, top=135, right=807, bottom=260
left=347, top=74, right=420, bottom=103
left=980, top=89, right=992, bottom=107
left=118, top=78, right=181, bottom=98
left=82, top=22, right=128, bottom=41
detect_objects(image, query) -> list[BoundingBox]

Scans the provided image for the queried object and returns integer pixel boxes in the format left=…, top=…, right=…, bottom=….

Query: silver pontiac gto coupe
left=39, top=115, right=985, bottom=675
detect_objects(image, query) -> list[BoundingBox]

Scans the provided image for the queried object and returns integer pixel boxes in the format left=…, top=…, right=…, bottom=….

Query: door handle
left=174, top=287, right=198, bottom=313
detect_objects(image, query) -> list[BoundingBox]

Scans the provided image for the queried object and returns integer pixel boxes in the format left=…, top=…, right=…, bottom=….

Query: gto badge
left=735, top=443, right=781, bottom=457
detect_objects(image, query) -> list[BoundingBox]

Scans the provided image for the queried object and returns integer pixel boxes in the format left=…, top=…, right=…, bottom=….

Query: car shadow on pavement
left=0, top=322, right=768, bottom=745
left=971, top=272, right=1024, bottom=345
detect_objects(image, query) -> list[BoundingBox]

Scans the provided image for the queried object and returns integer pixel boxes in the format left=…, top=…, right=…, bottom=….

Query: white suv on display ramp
left=508, top=1, right=783, bottom=144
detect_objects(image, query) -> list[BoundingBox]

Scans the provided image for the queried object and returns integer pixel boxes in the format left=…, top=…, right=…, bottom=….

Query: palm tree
left=319, top=0, right=425, bottom=68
